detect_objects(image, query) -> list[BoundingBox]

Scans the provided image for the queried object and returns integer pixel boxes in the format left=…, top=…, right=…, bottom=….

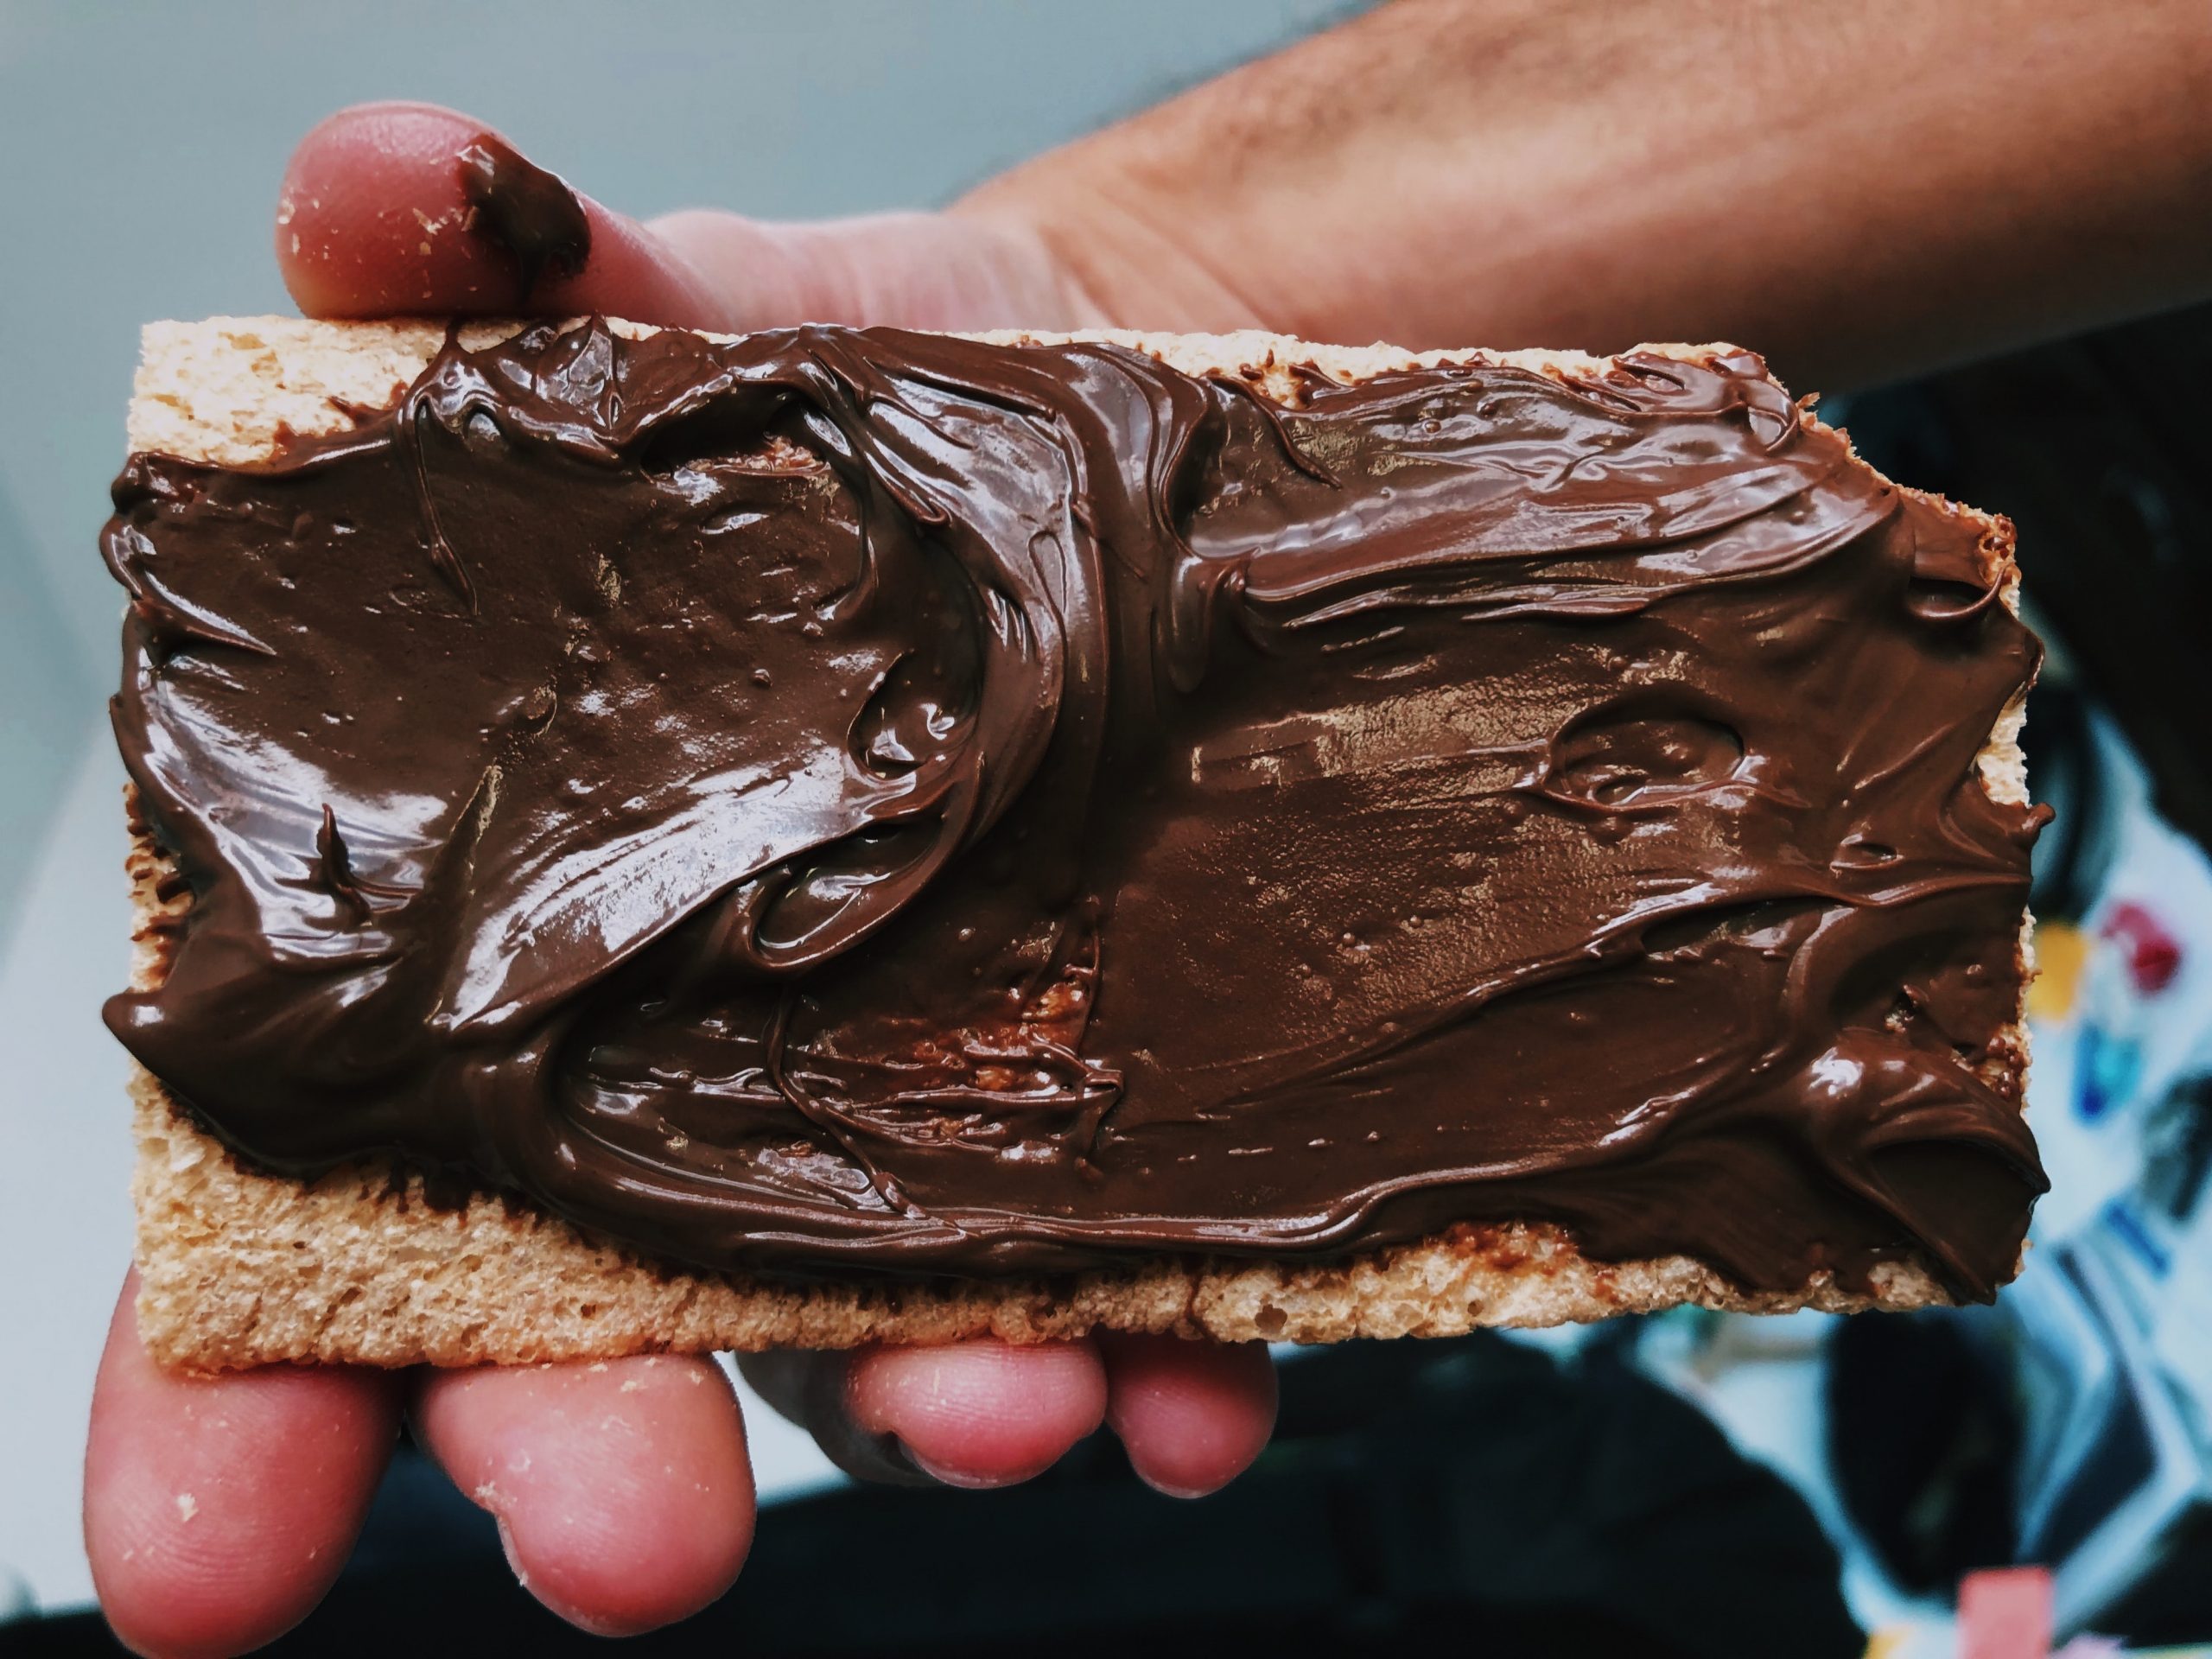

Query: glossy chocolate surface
left=105, top=321, right=2047, bottom=1294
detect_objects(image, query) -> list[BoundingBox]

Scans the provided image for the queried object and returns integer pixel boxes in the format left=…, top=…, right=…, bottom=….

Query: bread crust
left=121, top=317, right=2017, bottom=1370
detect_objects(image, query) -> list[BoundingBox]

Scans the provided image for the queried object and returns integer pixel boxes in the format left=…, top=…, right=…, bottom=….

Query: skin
left=87, top=0, right=2212, bottom=1649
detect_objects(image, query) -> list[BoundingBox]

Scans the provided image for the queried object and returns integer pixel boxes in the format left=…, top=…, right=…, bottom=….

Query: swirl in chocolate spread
left=456, top=135, right=591, bottom=298
left=102, top=321, right=2049, bottom=1297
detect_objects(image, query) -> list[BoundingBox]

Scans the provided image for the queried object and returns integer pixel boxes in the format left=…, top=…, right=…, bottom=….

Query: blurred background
left=3, top=3, right=2210, bottom=1654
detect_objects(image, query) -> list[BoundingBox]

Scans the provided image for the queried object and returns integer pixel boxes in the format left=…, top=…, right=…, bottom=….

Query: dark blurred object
left=1826, top=1313, right=2021, bottom=1592
left=1841, top=302, right=2212, bottom=855
left=6, top=1333, right=1859, bottom=1659
left=2017, top=680, right=2115, bottom=924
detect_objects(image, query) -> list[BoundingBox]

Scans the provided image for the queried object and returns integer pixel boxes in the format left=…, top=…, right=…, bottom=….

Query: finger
left=277, top=101, right=1089, bottom=334
left=743, top=1338, right=1107, bottom=1490
left=277, top=101, right=724, bottom=326
left=411, top=1354, right=752, bottom=1637
left=1099, top=1335, right=1278, bottom=1498
left=84, top=1272, right=401, bottom=1659
left=646, top=207, right=1089, bottom=333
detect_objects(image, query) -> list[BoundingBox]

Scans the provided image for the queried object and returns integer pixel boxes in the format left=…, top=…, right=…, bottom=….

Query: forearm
left=958, top=0, right=2212, bottom=390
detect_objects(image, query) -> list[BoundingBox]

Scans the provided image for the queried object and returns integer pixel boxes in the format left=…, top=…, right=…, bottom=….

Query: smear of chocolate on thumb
left=457, top=134, right=592, bottom=299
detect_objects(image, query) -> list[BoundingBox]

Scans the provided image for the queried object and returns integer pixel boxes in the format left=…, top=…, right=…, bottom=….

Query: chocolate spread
left=456, top=135, right=591, bottom=298
left=103, top=321, right=2048, bottom=1296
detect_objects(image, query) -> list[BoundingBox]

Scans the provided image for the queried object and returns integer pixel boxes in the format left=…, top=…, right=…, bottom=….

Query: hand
left=84, top=102, right=1278, bottom=1658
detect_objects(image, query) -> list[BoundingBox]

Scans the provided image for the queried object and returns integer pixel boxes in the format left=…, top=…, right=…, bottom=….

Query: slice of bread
left=123, top=317, right=2024, bottom=1371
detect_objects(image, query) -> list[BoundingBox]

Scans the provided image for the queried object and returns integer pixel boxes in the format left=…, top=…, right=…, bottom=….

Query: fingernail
left=838, top=1426, right=939, bottom=1488
left=1135, top=1470, right=1217, bottom=1501
left=493, top=1515, right=529, bottom=1591
left=497, top=1513, right=629, bottom=1637
left=898, top=1438, right=1014, bottom=1491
